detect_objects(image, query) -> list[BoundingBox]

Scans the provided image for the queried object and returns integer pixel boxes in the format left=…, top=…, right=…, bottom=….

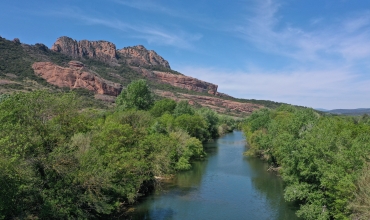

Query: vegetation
left=242, top=105, right=370, bottom=219
left=0, top=37, right=44, bottom=84
left=0, top=79, right=238, bottom=219
left=116, top=79, right=154, bottom=111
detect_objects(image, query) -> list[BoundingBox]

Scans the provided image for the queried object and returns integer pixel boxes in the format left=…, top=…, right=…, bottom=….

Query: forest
left=0, top=80, right=237, bottom=219
left=243, top=105, right=370, bottom=220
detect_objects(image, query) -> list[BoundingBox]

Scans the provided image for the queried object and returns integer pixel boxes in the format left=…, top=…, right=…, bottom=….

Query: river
left=128, top=131, right=299, bottom=220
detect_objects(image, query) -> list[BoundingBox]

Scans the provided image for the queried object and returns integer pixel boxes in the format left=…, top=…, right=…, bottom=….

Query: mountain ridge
left=0, top=35, right=284, bottom=116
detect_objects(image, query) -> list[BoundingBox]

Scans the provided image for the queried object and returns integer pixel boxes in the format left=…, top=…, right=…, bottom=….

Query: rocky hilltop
left=51, top=36, right=118, bottom=63
left=50, top=36, right=217, bottom=95
left=118, top=45, right=170, bottom=69
left=51, top=36, right=170, bottom=68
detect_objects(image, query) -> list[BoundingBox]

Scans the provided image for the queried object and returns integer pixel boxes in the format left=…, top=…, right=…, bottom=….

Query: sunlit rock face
left=32, top=61, right=122, bottom=96
left=51, top=36, right=118, bottom=63
left=118, top=45, right=171, bottom=69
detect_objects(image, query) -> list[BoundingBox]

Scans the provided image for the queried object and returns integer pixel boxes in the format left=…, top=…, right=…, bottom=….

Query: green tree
left=150, top=98, right=177, bottom=117
left=116, top=79, right=154, bottom=111
left=173, top=100, right=194, bottom=117
left=197, top=108, right=219, bottom=139
left=350, top=162, right=370, bottom=220
left=175, top=114, right=209, bottom=142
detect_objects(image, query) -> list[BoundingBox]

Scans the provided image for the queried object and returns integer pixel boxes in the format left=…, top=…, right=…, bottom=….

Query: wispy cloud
left=112, top=0, right=179, bottom=17
left=178, top=65, right=369, bottom=109
left=111, top=0, right=218, bottom=30
left=236, top=0, right=370, bottom=63
left=50, top=7, right=202, bottom=49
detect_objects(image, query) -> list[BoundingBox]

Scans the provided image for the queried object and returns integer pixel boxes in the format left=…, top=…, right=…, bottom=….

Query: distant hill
left=0, top=36, right=285, bottom=117
left=315, top=108, right=329, bottom=112
left=327, top=108, right=370, bottom=116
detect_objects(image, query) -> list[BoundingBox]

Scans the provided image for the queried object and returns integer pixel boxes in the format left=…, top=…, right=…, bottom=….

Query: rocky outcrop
left=49, top=36, right=233, bottom=98
left=13, top=38, right=20, bottom=44
left=137, top=68, right=218, bottom=95
left=51, top=36, right=117, bottom=63
left=118, top=45, right=170, bottom=69
left=32, top=61, right=122, bottom=96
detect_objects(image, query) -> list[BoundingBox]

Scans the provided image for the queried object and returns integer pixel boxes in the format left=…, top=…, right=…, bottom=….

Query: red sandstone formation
left=32, top=61, right=122, bottom=96
left=118, top=45, right=170, bottom=68
left=51, top=36, right=117, bottom=63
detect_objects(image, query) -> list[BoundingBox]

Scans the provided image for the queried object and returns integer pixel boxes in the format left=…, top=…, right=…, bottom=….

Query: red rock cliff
left=51, top=36, right=117, bottom=63
left=32, top=61, right=122, bottom=96
left=118, top=45, right=171, bottom=69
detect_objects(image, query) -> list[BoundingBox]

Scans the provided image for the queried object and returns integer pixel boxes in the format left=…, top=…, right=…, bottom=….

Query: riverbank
left=243, top=105, right=370, bottom=219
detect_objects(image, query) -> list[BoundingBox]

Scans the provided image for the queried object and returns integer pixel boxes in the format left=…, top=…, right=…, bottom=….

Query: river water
left=129, top=131, right=299, bottom=220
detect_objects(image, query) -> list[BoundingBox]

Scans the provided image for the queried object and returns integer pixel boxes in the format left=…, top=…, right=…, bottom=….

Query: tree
left=173, top=100, right=194, bottom=117
left=116, top=79, right=154, bottom=111
left=150, top=98, right=176, bottom=117
left=174, top=114, right=209, bottom=142
left=196, top=108, right=219, bottom=139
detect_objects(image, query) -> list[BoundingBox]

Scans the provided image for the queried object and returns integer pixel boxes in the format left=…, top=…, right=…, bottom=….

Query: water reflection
left=129, top=131, right=299, bottom=220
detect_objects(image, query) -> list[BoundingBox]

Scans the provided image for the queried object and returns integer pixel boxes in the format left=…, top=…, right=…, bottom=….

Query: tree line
left=0, top=80, right=237, bottom=219
left=243, top=105, right=370, bottom=220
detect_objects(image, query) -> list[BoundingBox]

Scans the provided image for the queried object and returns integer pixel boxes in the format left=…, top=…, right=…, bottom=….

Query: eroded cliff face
left=118, top=45, right=170, bottom=69
left=51, top=36, right=117, bottom=63
left=32, top=61, right=122, bottom=96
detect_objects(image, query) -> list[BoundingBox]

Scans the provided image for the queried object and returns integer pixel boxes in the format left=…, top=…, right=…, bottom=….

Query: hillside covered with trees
left=0, top=80, right=238, bottom=219
left=243, top=105, right=370, bottom=219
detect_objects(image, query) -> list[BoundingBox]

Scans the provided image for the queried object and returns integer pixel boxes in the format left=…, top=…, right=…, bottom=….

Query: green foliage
left=175, top=114, right=209, bottom=142
left=0, top=93, right=10, bottom=103
left=218, top=115, right=238, bottom=136
left=243, top=105, right=370, bottom=219
left=173, top=100, right=195, bottom=117
left=0, top=91, right=93, bottom=219
left=150, top=98, right=177, bottom=117
left=350, top=162, right=370, bottom=220
left=0, top=89, right=233, bottom=218
left=197, top=108, right=220, bottom=139
left=116, top=79, right=154, bottom=111
left=0, top=37, right=42, bottom=84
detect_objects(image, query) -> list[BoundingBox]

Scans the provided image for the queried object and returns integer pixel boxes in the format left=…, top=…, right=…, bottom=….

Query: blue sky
left=1, top=0, right=370, bottom=109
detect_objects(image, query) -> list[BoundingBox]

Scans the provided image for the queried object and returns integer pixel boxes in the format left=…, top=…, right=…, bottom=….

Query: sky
left=1, top=0, right=370, bottom=109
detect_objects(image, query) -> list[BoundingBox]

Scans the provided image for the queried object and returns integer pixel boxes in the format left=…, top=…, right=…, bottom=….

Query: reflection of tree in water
left=127, top=206, right=175, bottom=220
left=128, top=143, right=214, bottom=219
left=246, top=156, right=300, bottom=220
left=174, top=149, right=213, bottom=189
